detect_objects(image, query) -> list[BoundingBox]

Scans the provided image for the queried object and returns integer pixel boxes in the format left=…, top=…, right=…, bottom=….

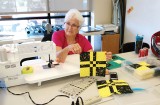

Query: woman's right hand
left=68, top=43, right=82, bottom=54
left=56, top=43, right=82, bottom=63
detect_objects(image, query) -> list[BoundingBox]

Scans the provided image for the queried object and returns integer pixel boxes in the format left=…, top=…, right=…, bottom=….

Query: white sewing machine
left=0, top=41, right=56, bottom=87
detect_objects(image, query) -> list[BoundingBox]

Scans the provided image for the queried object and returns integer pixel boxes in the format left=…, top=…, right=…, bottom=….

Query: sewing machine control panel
left=17, top=41, right=54, bottom=54
left=17, top=41, right=56, bottom=60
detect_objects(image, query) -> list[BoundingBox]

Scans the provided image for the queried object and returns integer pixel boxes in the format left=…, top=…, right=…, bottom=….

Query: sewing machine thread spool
left=0, top=47, right=7, bottom=62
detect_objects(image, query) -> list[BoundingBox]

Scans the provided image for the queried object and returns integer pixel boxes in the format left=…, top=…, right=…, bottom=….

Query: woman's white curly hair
left=64, top=9, right=84, bottom=27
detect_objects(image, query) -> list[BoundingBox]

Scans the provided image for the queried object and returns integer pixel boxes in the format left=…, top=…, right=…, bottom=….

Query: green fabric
left=107, top=55, right=125, bottom=70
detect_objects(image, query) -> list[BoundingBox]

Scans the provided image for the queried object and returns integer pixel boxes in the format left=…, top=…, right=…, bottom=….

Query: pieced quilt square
left=129, top=61, right=158, bottom=79
left=97, top=80, right=133, bottom=98
left=80, top=52, right=106, bottom=77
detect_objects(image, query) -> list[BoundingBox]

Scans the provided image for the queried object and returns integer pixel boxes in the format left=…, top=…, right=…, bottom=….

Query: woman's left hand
left=106, top=51, right=112, bottom=61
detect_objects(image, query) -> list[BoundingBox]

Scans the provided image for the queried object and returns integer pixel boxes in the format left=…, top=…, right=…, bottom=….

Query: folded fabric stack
left=129, top=61, right=160, bottom=80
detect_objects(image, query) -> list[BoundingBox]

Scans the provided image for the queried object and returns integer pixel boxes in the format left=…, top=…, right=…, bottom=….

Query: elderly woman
left=52, top=9, right=112, bottom=63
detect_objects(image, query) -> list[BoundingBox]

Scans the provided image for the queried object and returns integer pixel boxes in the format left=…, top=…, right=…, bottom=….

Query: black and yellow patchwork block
left=97, top=80, right=133, bottom=98
left=80, top=52, right=106, bottom=77
left=130, top=61, right=157, bottom=70
left=129, top=61, right=157, bottom=79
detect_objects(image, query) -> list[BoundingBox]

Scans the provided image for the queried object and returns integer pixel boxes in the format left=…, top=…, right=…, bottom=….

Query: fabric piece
left=107, top=55, right=125, bottom=70
left=129, top=61, right=157, bottom=80
left=97, top=80, right=133, bottom=98
left=130, top=61, right=157, bottom=71
left=138, top=61, right=150, bottom=66
left=80, top=52, right=106, bottom=77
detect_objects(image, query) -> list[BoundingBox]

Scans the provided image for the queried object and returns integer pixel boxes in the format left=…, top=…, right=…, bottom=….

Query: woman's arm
left=56, top=43, right=82, bottom=63
left=56, top=46, right=69, bottom=63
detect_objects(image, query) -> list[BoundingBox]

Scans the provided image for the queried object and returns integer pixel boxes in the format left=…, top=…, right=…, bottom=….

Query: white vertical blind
left=27, top=0, right=47, bottom=12
left=16, top=0, right=47, bottom=12
left=49, top=0, right=91, bottom=12
left=0, top=0, right=16, bottom=12
left=0, top=0, right=91, bottom=14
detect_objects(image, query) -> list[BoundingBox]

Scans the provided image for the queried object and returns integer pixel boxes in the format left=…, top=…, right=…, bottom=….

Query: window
left=0, top=0, right=47, bottom=13
left=0, top=0, right=91, bottom=41
left=49, top=0, right=90, bottom=12
left=0, top=0, right=91, bottom=14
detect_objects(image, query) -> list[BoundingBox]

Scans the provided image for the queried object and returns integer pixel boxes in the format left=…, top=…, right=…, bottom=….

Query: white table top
left=80, top=30, right=105, bottom=36
left=0, top=51, right=160, bottom=105
left=23, top=54, right=80, bottom=85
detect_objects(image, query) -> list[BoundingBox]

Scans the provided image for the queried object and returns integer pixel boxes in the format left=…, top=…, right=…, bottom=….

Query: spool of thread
left=0, top=47, right=7, bottom=62
left=21, top=66, right=33, bottom=74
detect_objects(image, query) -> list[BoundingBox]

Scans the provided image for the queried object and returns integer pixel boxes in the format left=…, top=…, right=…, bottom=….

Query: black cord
left=71, top=101, right=75, bottom=105
left=76, top=96, right=84, bottom=105
left=7, top=87, right=69, bottom=105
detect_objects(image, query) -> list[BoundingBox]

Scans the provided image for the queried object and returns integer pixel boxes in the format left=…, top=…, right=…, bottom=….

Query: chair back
left=120, top=42, right=150, bottom=53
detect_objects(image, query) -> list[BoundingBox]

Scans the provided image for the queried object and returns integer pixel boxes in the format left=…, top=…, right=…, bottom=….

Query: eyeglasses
left=64, top=22, right=79, bottom=28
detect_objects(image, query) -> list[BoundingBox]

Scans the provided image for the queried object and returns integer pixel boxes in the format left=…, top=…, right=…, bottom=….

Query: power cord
left=76, top=96, right=84, bottom=105
left=71, top=96, right=84, bottom=105
left=7, top=87, right=69, bottom=105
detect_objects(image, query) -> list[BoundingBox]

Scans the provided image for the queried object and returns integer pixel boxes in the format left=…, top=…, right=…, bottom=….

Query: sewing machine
left=0, top=41, right=56, bottom=87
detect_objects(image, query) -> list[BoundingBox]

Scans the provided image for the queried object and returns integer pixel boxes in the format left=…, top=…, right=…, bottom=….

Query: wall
left=124, top=0, right=160, bottom=45
left=92, top=0, right=112, bottom=26
left=91, top=0, right=112, bottom=51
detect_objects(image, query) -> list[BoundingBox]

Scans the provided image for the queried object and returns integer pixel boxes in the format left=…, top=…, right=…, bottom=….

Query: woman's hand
left=106, top=51, right=112, bottom=61
left=55, top=43, right=82, bottom=63
left=68, top=43, right=82, bottom=54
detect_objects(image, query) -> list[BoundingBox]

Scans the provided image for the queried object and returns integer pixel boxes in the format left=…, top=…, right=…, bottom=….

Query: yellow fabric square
left=93, top=61, right=96, bottom=64
left=136, top=66, right=150, bottom=70
left=138, top=61, right=150, bottom=66
left=134, top=69, right=154, bottom=76
left=80, top=68, right=90, bottom=77
left=96, top=52, right=106, bottom=61
left=134, top=69, right=154, bottom=80
left=90, top=64, right=93, bottom=67
left=98, top=87, right=113, bottom=98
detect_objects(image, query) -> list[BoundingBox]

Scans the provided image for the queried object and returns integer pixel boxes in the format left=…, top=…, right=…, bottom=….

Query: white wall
left=124, top=0, right=160, bottom=45
left=92, top=0, right=112, bottom=26
left=90, top=0, right=113, bottom=51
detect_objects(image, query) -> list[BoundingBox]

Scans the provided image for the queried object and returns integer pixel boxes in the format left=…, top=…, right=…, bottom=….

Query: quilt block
left=80, top=52, right=106, bottom=77
left=97, top=80, right=133, bottom=98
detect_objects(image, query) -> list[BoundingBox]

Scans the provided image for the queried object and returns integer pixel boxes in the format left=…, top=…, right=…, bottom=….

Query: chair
left=119, top=42, right=150, bottom=53
left=41, top=31, right=53, bottom=42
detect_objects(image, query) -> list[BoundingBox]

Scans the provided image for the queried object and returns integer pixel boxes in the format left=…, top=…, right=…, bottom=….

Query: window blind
left=0, top=0, right=91, bottom=15
left=0, top=0, right=17, bottom=13
left=49, top=0, right=91, bottom=12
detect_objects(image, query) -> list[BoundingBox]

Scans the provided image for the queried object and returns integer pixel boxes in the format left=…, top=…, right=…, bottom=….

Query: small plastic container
left=122, top=57, right=160, bottom=80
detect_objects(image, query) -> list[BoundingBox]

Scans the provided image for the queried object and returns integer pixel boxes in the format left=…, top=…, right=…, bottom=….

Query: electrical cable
left=76, top=96, right=84, bottom=105
left=7, top=87, right=69, bottom=105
